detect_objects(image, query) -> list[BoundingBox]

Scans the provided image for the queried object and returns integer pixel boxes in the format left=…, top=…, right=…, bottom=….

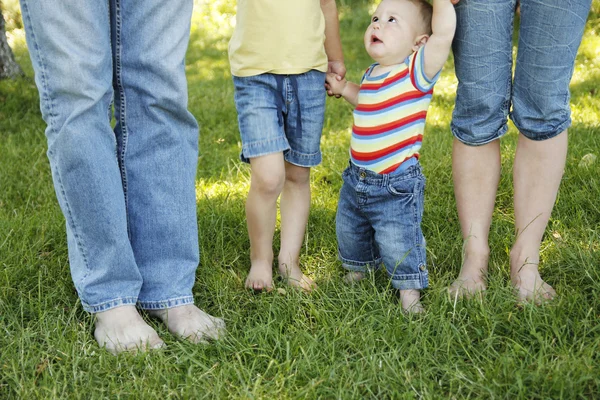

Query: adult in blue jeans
left=448, top=0, right=592, bottom=301
left=20, top=0, right=225, bottom=353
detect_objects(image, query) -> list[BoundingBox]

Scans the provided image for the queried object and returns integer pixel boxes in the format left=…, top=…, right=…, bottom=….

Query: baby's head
left=364, top=0, right=433, bottom=65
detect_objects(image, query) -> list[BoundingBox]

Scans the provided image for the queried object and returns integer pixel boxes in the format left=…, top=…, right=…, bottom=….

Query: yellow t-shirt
left=228, top=1, right=328, bottom=77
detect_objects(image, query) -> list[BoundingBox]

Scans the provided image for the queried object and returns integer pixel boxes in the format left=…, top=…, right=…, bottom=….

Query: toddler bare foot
left=511, top=258, right=556, bottom=304
left=245, top=261, right=274, bottom=291
left=147, top=304, right=226, bottom=344
left=94, top=305, right=164, bottom=355
left=448, top=252, right=488, bottom=298
left=343, top=271, right=365, bottom=284
left=400, top=289, right=424, bottom=313
left=278, top=260, right=316, bottom=291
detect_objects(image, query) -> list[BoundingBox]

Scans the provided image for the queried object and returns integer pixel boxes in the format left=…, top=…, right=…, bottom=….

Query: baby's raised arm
left=423, top=0, right=458, bottom=80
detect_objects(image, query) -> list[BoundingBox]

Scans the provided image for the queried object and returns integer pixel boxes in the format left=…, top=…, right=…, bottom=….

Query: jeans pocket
left=386, top=177, right=416, bottom=197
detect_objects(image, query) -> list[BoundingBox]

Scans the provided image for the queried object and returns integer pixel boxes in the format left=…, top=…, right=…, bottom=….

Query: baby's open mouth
left=371, top=35, right=382, bottom=43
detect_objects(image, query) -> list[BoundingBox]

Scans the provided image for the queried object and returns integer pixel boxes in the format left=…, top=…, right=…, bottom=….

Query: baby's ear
left=412, top=34, right=429, bottom=52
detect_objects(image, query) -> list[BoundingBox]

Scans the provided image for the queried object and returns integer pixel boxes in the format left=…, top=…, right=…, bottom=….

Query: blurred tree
left=0, top=2, right=23, bottom=79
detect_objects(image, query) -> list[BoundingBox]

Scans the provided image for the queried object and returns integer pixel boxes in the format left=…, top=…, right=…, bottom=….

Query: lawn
left=1, top=1, right=599, bottom=398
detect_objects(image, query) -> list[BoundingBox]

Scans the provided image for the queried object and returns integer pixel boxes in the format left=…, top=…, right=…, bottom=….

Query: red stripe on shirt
left=360, top=68, right=409, bottom=91
left=352, top=110, right=427, bottom=136
left=351, top=134, right=423, bottom=162
left=355, top=90, right=426, bottom=112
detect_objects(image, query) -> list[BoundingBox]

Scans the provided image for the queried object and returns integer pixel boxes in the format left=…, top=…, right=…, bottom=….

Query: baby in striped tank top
left=325, top=0, right=457, bottom=312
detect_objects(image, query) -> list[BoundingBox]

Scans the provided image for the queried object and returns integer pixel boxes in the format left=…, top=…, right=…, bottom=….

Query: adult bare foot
left=343, top=271, right=365, bottom=284
left=245, top=261, right=274, bottom=292
left=94, top=305, right=164, bottom=355
left=278, top=260, right=316, bottom=291
left=511, top=256, right=556, bottom=303
left=448, top=252, right=488, bottom=298
left=400, top=289, right=424, bottom=313
left=147, top=304, right=226, bottom=344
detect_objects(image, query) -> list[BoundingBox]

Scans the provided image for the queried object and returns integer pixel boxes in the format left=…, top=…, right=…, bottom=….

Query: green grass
left=1, top=1, right=600, bottom=398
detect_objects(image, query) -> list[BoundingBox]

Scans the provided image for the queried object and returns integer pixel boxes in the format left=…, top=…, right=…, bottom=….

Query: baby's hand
left=325, top=72, right=346, bottom=98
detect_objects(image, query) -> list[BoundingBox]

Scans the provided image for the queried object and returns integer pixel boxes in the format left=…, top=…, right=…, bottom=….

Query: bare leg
left=147, top=304, right=226, bottom=343
left=400, top=289, right=424, bottom=313
left=245, top=153, right=286, bottom=291
left=448, top=138, right=501, bottom=297
left=278, top=162, right=316, bottom=291
left=510, top=132, right=565, bottom=302
left=94, top=305, right=164, bottom=355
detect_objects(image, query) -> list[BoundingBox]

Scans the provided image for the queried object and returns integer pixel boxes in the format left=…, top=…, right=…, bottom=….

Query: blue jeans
left=451, top=0, right=592, bottom=145
left=336, top=159, right=428, bottom=290
left=20, top=0, right=200, bottom=312
left=233, top=71, right=326, bottom=167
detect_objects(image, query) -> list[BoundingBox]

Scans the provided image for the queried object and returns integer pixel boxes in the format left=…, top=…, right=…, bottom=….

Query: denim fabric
left=451, top=0, right=592, bottom=145
left=233, top=70, right=326, bottom=167
left=20, top=0, right=199, bottom=312
left=336, top=159, right=428, bottom=290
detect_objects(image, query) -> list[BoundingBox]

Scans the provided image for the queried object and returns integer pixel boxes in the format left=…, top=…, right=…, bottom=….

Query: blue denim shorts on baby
left=451, top=0, right=591, bottom=146
left=336, top=158, right=428, bottom=290
left=233, top=70, right=326, bottom=167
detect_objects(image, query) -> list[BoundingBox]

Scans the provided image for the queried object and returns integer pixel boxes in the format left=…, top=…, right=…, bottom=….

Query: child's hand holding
left=325, top=72, right=347, bottom=98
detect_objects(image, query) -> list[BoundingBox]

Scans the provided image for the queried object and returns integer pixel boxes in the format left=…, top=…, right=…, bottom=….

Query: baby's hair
left=406, top=0, right=433, bottom=35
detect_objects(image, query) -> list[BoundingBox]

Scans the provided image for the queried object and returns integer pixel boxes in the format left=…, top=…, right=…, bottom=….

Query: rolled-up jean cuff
left=515, top=118, right=571, bottom=142
left=451, top=125, right=508, bottom=147
left=137, top=295, right=195, bottom=310
left=83, top=297, right=138, bottom=313
left=390, top=271, right=429, bottom=290
left=339, top=253, right=382, bottom=272
left=240, top=136, right=289, bottom=163
left=285, top=148, right=322, bottom=168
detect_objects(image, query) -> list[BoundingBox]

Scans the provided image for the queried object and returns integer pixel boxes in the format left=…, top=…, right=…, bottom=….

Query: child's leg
left=369, top=164, right=428, bottom=313
left=246, top=153, right=286, bottom=290
left=278, top=162, right=315, bottom=290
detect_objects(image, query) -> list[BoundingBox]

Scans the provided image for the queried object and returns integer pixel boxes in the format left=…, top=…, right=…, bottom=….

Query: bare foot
left=448, top=252, right=488, bottom=298
left=278, top=260, right=316, bottom=291
left=94, top=305, right=164, bottom=355
left=400, top=289, right=424, bottom=313
left=511, top=257, right=556, bottom=304
left=343, top=271, right=365, bottom=284
left=147, top=304, right=226, bottom=344
left=245, top=261, right=274, bottom=292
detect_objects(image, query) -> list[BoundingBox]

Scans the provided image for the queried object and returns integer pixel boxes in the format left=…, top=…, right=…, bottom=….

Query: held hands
left=326, top=60, right=346, bottom=98
left=325, top=72, right=347, bottom=98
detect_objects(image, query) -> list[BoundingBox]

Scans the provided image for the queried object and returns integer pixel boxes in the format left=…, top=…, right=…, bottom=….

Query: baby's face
left=364, top=0, right=423, bottom=65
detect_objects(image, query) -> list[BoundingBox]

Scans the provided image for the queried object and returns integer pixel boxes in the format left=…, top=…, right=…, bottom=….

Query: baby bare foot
left=278, top=260, right=316, bottom=291
left=448, top=252, right=488, bottom=298
left=511, top=261, right=556, bottom=304
left=147, top=304, right=226, bottom=344
left=343, top=271, right=365, bottom=284
left=400, top=289, right=424, bottom=313
left=245, top=261, right=274, bottom=292
left=94, top=305, right=164, bottom=355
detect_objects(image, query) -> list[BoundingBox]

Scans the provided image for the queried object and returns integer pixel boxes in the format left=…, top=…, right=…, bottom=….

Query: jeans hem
left=284, top=148, right=321, bottom=168
left=83, top=297, right=138, bottom=313
left=515, top=118, right=571, bottom=142
left=339, top=253, right=383, bottom=272
left=137, top=295, right=195, bottom=310
left=240, top=136, right=290, bottom=163
left=390, top=271, right=429, bottom=290
left=451, top=124, right=508, bottom=147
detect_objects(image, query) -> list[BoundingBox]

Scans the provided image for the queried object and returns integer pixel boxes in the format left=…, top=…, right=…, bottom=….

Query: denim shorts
left=336, top=159, right=428, bottom=290
left=451, top=0, right=591, bottom=146
left=233, top=70, right=326, bottom=167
